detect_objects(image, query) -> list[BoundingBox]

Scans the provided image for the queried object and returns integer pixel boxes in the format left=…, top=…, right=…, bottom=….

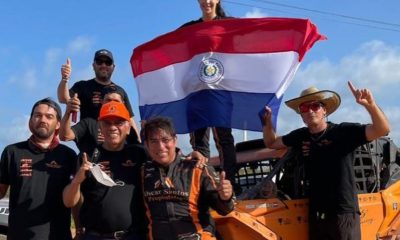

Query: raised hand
left=61, top=58, right=72, bottom=81
left=263, top=106, right=273, bottom=125
left=348, top=81, right=375, bottom=108
left=67, top=93, right=80, bottom=113
left=72, top=153, right=92, bottom=185
left=217, top=171, right=233, bottom=200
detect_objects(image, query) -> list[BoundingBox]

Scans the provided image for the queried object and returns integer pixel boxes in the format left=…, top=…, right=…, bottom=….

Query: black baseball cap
left=94, top=49, right=114, bottom=62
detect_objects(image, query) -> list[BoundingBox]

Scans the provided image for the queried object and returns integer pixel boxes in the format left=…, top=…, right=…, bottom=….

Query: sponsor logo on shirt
left=122, top=160, right=136, bottom=167
left=20, top=159, right=32, bottom=177
left=46, top=160, right=62, bottom=169
left=92, top=91, right=102, bottom=104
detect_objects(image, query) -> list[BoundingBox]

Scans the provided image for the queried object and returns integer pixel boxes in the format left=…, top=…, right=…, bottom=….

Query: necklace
left=310, top=128, right=327, bottom=142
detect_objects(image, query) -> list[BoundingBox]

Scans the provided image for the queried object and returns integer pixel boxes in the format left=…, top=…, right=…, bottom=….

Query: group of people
left=0, top=0, right=392, bottom=240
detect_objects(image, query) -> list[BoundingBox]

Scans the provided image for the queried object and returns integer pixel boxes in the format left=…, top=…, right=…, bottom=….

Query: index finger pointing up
left=347, top=81, right=357, bottom=96
left=82, top=152, right=89, bottom=164
left=220, top=171, right=226, bottom=182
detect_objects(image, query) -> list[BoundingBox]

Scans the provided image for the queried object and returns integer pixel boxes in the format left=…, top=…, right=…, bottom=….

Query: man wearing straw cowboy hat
left=262, top=81, right=390, bottom=240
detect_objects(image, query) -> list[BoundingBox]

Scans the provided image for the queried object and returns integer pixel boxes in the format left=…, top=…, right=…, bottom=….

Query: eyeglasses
left=95, top=59, right=113, bottom=66
left=299, top=102, right=323, bottom=113
left=148, top=137, right=174, bottom=145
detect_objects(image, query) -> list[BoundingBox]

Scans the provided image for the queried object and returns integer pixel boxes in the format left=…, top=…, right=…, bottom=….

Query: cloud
left=284, top=40, right=400, bottom=144
left=6, top=68, right=37, bottom=90
left=67, top=36, right=94, bottom=54
left=0, top=115, right=30, bottom=150
left=44, top=48, right=63, bottom=75
left=295, top=40, right=400, bottom=94
left=243, top=8, right=267, bottom=18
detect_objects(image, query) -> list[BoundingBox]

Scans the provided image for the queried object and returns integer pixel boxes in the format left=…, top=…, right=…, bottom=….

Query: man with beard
left=0, top=98, right=77, bottom=240
left=57, top=49, right=136, bottom=121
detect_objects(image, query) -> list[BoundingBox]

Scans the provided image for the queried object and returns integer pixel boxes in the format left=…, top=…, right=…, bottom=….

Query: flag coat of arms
left=131, top=17, right=326, bottom=133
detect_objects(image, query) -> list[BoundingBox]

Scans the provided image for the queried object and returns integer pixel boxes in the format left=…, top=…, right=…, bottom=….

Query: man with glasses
left=57, top=49, right=141, bottom=144
left=63, top=101, right=147, bottom=240
left=262, top=81, right=390, bottom=240
left=0, top=98, right=77, bottom=240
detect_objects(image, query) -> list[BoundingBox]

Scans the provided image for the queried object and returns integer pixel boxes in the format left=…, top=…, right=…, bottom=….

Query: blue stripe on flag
left=140, top=90, right=282, bottom=134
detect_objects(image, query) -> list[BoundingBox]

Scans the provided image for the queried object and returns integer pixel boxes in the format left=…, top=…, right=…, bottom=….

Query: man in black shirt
left=0, top=98, right=77, bottom=240
left=58, top=49, right=140, bottom=143
left=59, top=86, right=140, bottom=155
left=262, top=81, right=390, bottom=240
left=63, top=101, right=147, bottom=240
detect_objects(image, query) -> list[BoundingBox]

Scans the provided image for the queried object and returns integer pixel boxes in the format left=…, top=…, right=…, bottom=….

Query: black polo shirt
left=0, top=140, right=77, bottom=240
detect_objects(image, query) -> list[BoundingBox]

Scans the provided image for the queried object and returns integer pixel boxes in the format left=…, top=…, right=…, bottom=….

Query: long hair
left=216, top=1, right=227, bottom=17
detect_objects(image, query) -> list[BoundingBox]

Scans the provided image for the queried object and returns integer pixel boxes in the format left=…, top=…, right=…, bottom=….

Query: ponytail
left=216, top=2, right=227, bottom=17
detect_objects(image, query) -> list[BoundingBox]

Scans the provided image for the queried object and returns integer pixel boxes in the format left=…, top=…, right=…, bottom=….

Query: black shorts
left=309, top=212, right=361, bottom=240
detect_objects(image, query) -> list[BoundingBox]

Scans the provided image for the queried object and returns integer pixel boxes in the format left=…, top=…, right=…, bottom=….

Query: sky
left=1, top=0, right=399, bottom=155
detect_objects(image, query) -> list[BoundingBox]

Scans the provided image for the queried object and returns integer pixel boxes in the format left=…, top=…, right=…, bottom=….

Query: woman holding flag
left=179, top=0, right=242, bottom=195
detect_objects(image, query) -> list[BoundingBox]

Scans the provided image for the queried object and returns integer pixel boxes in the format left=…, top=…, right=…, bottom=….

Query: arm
left=348, top=81, right=390, bottom=141
left=59, top=93, right=80, bottom=141
left=130, top=117, right=141, bottom=143
left=57, top=58, right=72, bottom=103
left=71, top=197, right=83, bottom=239
left=185, top=150, right=208, bottom=168
left=0, top=184, right=9, bottom=199
left=0, top=149, right=10, bottom=199
left=262, top=106, right=286, bottom=149
left=63, top=153, right=91, bottom=208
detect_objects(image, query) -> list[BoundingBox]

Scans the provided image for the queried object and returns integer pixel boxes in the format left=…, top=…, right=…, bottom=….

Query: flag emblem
left=198, top=57, right=224, bottom=84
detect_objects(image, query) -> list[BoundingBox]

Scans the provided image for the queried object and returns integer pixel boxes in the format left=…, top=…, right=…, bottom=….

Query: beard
left=95, top=69, right=113, bottom=83
left=31, top=126, right=55, bottom=140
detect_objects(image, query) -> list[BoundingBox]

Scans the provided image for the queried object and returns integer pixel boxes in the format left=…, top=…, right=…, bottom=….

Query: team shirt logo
left=122, top=160, right=136, bottom=167
left=20, top=159, right=32, bottom=177
left=92, top=91, right=102, bottom=105
left=46, top=160, right=62, bottom=169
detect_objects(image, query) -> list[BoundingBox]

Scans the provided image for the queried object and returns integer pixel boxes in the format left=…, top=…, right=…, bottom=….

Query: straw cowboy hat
left=285, top=87, right=341, bottom=116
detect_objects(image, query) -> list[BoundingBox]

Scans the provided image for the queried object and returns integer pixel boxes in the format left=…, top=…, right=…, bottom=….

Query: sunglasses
left=95, top=59, right=113, bottom=66
left=299, top=102, right=323, bottom=113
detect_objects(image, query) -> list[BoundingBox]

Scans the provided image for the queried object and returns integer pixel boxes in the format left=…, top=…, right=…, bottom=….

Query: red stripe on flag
left=131, top=17, right=326, bottom=77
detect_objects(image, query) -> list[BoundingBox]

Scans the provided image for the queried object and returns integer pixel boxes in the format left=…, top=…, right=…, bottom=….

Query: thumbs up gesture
left=61, top=58, right=72, bottom=81
left=217, top=171, right=233, bottom=200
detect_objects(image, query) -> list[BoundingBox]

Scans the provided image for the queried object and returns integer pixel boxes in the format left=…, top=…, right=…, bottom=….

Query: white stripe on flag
left=136, top=51, right=300, bottom=106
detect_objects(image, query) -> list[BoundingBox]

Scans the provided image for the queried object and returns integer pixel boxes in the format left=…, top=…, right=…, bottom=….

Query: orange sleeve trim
left=141, top=166, right=154, bottom=240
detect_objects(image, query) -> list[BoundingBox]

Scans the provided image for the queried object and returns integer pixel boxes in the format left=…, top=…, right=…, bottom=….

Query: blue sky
left=1, top=0, right=399, bottom=154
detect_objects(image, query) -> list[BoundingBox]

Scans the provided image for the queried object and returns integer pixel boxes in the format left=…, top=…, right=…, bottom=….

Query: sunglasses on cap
left=95, top=59, right=113, bottom=66
left=298, top=102, right=324, bottom=113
